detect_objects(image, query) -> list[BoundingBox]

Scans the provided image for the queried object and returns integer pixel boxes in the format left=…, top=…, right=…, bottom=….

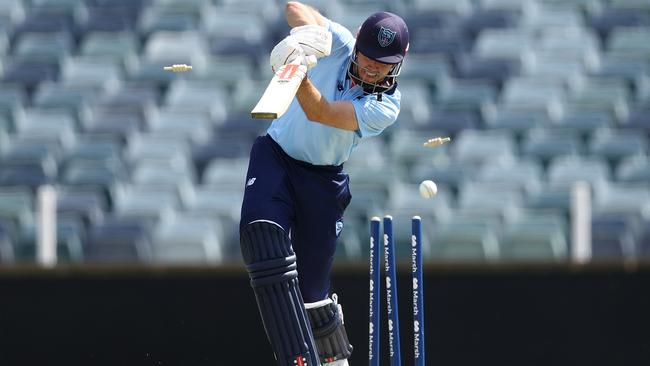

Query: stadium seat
left=56, top=188, right=106, bottom=226
left=552, top=110, right=613, bottom=135
left=547, top=156, right=610, bottom=187
left=522, top=129, right=583, bottom=164
left=638, top=221, right=650, bottom=258
left=113, top=184, right=180, bottom=222
left=593, top=182, right=650, bottom=217
left=616, top=155, right=650, bottom=184
left=0, top=229, right=13, bottom=264
left=399, top=54, right=450, bottom=84
left=500, top=212, right=568, bottom=261
left=59, top=57, right=122, bottom=90
left=152, top=212, right=224, bottom=264
left=430, top=215, right=500, bottom=261
left=607, top=27, right=650, bottom=58
left=591, top=213, right=639, bottom=259
left=457, top=181, right=522, bottom=218
left=473, top=29, right=532, bottom=60
left=125, top=133, right=190, bottom=165
left=588, top=128, right=647, bottom=164
left=623, top=108, right=650, bottom=135
left=85, top=216, right=152, bottom=263
left=148, top=108, right=212, bottom=143
left=0, top=187, right=34, bottom=232
left=163, top=79, right=228, bottom=121
left=79, top=31, right=139, bottom=62
left=12, top=220, right=85, bottom=263
left=397, top=80, right=433, bottom=125
left=483, top=108, right=549, bottom=135
left=455, top=54, right=521, bottom=85
left=452, top=129, right=515, bottom=164
left=389, top=128, right=450, bottom=168
left=476, top=158, right=543, bottom=192
left=589, top=9, right=650, bottom=40
left=33, top=83, right=100, bottom=116
left=201, top=158, right=248, bottom=187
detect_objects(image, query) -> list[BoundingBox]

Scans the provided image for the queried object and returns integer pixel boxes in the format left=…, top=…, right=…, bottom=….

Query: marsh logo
left=378, top=26, right=396, bottom=47
left=335, top=220, right=343, bottom=237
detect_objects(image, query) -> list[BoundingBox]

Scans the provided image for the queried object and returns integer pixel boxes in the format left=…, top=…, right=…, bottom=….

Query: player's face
left=355, top=51, right=394, bottom=83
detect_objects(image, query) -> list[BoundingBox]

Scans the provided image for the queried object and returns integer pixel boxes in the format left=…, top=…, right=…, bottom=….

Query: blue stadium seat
left=0, top=229, right=13, bottom=264
left=547, top=156, right=610, bottom=187
left=125, top=133, right=190, bottom=165
left=607, top=27, right=650, bottom=58
left=163, top=79, right=228, bottom=121
left=2, top=61, right=59, bottom=92
left=591, top=213, right=639, bottom=259
left=434, top=78, right=498, bottom=111
left=522, top=129, right=583, bottom=164
left=524, top=185, right=572, bottom=215
left=588, top=9, right=650, bottom=40
left=455, top=54, right=521, bottom=85
left=85, top=215, right=152, bottom=263
left=79, top=5, right=139, bottom=33
left=152, top=212, right=224, bottom=264
left=137, top=5, right=199, bottom=37
left=409, top=29, right=471, bottom=57
left=552, top=110, right=614, bottom=135
left=0, top=187, right=34, bottom=233
left=201, top=158, right=248, bottom=187
left=33, top=83, right=100, bottom=116
left=113, top=184, right=180, bottom=222
left=500, top=212, right=568, bottom=261
left=473, top=29, right=532, bottom=60
left=483, top=108, right=549, bottom=135
left=82, top=110, right=144, bottom=144
left=476, top=159, right=543, bottom=192
left=430, top=214, right=500, bottom=261
left=639, top=221, right=650, bottom=258
left=457, top=181, right=522, bottom=218
left=192, top=136, right=251, bottom=178
left=13, top=218, right=85, bottom=263
left=399, top=54, right=450, bottom=84
left=616, top=155, right=650, bottom=184
left=59, top=57, right=122, bottom=90
left=461, top=9, right=519, bottom=38
left=57, top=188, right=106, bottom=226
left=622, top=108, right=650, bottom=136
left=588, top=128, right=647, bottom=164
left=148, top=108, right=212, bottom=143
left=61, top=160, right=126, bottom=207
left=593, top=182, right=650, bottom=218
left=415, top=110, right=479, bottom=137
left=404, top=10, right=462, bottom=41
left=452, top=129, right=516, bottom=164
left=389, top=129, right=450, bottom=168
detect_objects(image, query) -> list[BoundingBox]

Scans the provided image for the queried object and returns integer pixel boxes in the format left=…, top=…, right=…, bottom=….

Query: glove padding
left=290, top=24, right=332, bottom=59
left=270, top=35, right=303, bottom=73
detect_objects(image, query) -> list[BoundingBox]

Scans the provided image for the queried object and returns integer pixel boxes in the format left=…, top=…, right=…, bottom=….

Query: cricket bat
left=251, top=56, right=307, bottom=120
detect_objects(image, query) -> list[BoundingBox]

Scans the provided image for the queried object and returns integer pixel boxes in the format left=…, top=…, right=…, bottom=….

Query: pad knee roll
left=240, top=221, right=318, bottom=366
left=305, top=294, right=353, bottom=363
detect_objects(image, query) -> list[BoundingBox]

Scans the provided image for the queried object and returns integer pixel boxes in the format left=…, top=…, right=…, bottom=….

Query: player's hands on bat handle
left=290, top=24, right=332, bottom=59
left=270, top=35, right=304, bottom=72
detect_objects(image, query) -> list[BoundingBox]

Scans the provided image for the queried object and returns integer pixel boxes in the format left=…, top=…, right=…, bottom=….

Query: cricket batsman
left=239, top=2, right=409, bottom=365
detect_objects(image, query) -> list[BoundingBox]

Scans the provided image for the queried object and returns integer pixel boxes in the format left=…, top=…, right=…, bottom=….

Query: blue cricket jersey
left=266, top=18, right=401, bottom=166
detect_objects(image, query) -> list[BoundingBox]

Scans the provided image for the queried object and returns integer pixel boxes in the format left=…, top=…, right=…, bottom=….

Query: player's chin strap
left=304, top=294, right=353, bottom=365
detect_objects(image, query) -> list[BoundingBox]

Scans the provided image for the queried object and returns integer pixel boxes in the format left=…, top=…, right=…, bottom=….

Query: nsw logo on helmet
left=377, top=26, right=396, bottom=48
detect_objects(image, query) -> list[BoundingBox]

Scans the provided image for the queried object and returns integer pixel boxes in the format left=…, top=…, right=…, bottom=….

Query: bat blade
left=251, top=60, right=307, bottom=120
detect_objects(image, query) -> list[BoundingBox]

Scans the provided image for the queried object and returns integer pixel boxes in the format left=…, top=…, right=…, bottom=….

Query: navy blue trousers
left=240, top=135, right=352, bottom=302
